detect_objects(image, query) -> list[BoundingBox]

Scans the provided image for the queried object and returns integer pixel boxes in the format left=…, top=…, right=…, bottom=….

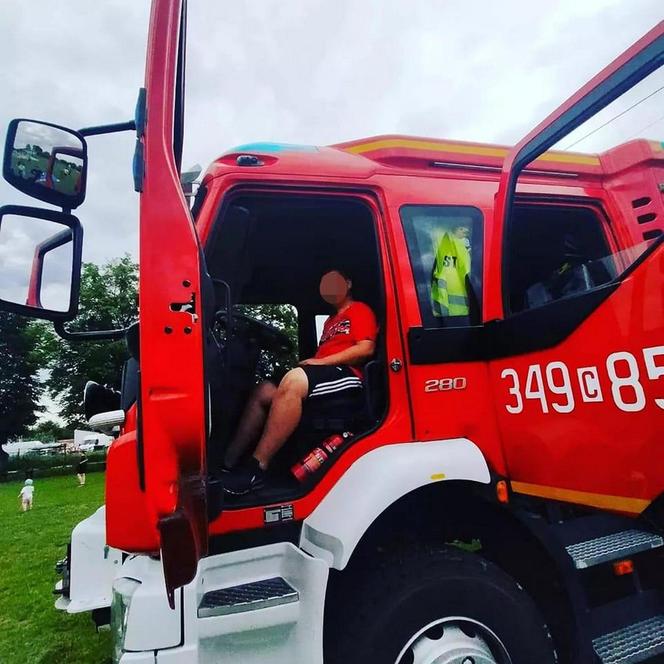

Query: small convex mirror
left=0, top=205, right=83, bottom=320
left=3, top=119, right=87, bottom=209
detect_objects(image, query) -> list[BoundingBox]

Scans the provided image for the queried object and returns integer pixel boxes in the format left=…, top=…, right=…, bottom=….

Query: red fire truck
left=1, top=3, right=662, bottom=663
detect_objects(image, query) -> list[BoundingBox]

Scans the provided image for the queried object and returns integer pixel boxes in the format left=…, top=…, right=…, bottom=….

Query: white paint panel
left=300, top=438, right=491, bottom=569
left=122, top=556, right=182, bottom=651
left=60, top=506, right=122, bottom=613
left=118, top=542, right=329, bottom=663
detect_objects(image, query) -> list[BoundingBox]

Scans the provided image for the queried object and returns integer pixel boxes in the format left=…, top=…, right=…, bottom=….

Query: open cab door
left=137, top=0, right=208, bottom=605
left=488, top=21, right=664, bottom=319
left=486, top=22, right=664, bottom=515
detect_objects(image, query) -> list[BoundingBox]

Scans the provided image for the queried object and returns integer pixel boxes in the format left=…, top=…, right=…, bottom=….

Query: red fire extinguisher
left=291, top=432, right=353, bottom=483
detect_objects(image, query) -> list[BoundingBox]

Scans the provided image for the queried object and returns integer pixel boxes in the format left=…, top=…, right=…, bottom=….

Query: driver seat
left=274, top=387, right=365, bottom=470
left=278, top=330, right=387, bottom=469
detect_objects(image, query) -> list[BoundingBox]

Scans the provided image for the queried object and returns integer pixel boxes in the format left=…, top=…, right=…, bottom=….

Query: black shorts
left=301, top=365, right=363, bottom=400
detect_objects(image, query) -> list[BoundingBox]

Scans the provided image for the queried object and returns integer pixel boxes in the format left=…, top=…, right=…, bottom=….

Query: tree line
left=0, top=256, right=138, bottom=462
left=1, top=255, right=300, bottom=465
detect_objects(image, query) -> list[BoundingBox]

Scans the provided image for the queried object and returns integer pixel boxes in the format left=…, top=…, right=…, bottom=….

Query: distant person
left=19, top=479, right=34, bottom=512
left=76, top=453, right=88, bottom=486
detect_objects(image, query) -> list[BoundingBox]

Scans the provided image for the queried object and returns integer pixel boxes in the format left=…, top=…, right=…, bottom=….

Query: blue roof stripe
left=226, top=142, right=319, bottom=154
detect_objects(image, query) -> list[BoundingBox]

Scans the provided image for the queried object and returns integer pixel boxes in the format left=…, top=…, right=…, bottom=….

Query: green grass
left=0, top=474, right=111, bottom=663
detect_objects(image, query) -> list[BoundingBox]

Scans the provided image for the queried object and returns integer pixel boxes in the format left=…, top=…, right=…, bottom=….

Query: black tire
left=324, top=545, right=557, bottom=664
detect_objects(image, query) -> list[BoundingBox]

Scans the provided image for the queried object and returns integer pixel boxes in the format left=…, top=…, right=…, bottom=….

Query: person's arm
left=300, top=339, right=375, bottom=367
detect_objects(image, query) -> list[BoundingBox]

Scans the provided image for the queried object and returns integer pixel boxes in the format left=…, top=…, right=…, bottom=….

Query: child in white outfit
left=19, top=479, right=34, bottom=511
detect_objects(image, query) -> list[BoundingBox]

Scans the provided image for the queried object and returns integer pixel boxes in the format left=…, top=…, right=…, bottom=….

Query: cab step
left=566, top=529, right=663, bottom=569
left=198, top=576, right=299, bottom=618
left=592, top=614, right=664, bottom=664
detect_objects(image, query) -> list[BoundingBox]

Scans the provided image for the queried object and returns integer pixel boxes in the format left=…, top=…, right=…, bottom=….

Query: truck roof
left=208, top=134, right=664, bottom=184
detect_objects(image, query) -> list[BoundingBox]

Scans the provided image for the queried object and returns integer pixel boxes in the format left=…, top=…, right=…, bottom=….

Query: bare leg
left=224, top=381, right=277, bottom=468
left=253, top=368, right=309, bottom=470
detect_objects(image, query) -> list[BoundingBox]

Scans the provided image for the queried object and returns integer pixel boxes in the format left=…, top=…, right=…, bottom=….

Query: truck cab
left=0, top=3, right=662, bottom=662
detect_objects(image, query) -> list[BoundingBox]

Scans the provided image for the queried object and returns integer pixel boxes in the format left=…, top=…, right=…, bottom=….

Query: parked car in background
left=74, top=430, right=112, bottom=452
left=2, top=440, right=45, bottom=457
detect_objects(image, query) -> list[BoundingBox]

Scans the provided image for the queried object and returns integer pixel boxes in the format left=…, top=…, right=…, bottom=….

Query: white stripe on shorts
left=310, top=382, right=363, bottom=398
left=310, top=376, right=363, bottom=397
left=311, top=376, right=360, bottom=390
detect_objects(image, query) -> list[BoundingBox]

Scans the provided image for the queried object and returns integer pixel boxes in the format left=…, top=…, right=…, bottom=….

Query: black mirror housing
left=3, top=119, right=88, bottom=209
left=0, top=205, right=83, bottom=321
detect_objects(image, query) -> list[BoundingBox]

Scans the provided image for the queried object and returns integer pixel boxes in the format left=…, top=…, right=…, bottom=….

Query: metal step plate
left=566, top=529, right=663, bottom=569
left=198, top=577, right=299, bottom=618
left=593, top=615, right=664, bottom=664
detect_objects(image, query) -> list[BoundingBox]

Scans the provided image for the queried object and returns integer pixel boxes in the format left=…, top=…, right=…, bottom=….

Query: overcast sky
left=1, top=0, right=662, bottom=270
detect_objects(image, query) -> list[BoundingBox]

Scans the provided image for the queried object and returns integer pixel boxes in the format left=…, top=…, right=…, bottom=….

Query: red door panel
left=380, top=175, right=507, bottom=476
left=104, top=0, right=208, bottom=603
left=492, top=244, right=664, bottom=512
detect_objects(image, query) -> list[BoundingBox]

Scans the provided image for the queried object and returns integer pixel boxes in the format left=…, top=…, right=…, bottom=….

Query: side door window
left=401, top=205, right=483, bottom=328
left=507, top=204, right=614, bottom=314
left=506, top=203, right=657, bottom=315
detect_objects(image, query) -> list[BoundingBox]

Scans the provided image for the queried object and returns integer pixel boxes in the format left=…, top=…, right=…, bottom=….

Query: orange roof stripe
left=343, top=137, right=600, bottom=166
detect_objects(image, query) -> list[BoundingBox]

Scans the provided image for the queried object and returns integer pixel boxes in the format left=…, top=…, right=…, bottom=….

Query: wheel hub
left=396, top=618, right=511, bottom=664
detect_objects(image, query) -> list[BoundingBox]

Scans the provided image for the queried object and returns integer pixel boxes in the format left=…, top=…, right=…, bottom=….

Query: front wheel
left=324, top=546, right=557, bottom=664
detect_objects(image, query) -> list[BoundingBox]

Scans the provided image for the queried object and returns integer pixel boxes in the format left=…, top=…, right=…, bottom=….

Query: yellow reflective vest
left=431, top=232, right=470, bottom=316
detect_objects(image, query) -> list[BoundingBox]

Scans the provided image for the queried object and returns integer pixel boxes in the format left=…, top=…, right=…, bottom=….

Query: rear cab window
left=400, top=205, right=484, bottom=328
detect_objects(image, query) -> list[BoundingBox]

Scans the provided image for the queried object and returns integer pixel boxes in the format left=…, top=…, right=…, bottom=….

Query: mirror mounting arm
left=54, top=320, right=126, bottom=342
left=78, top=121, right=136, bottom=137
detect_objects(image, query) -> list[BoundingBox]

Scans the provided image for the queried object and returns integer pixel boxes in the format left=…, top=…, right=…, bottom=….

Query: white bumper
left=54, top=505, right=123, bottom=613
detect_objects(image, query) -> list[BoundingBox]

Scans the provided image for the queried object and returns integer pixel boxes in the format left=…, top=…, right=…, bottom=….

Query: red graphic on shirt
left=315, top=302, right=378, bottom=377
left=319, top=318, right=351, bottom=345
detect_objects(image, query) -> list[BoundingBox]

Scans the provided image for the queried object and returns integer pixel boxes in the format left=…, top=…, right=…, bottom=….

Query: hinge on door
left=132, top=140, right=144, bottom=193
left=132, top=88, right=147, bottom=192
left=134, top=87, right=146, bottom=138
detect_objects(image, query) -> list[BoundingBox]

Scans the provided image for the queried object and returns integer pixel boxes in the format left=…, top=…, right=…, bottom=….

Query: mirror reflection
left=8, top=121, right=84, bottom=200
left=0, top=214, right=74, bottom=313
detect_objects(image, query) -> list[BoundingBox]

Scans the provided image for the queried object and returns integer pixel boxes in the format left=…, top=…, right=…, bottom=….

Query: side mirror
left=3, top=119, right=87, bottom=209
left=0, top=205, right=83, bottom=321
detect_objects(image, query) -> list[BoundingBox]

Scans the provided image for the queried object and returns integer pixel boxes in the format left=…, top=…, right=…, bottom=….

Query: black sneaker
left=222, top=457, right=266, bottom=495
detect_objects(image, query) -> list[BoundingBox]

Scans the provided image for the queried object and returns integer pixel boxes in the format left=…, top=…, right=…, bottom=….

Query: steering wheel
left=214, top=309, right=293, bottom=353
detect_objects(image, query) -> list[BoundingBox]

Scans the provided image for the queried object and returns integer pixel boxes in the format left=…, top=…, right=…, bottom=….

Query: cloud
left=0, top=0, right=661, bottom=274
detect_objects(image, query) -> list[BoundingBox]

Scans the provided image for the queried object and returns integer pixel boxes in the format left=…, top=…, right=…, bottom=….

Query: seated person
left=222, top=268, right=378, bottom=495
